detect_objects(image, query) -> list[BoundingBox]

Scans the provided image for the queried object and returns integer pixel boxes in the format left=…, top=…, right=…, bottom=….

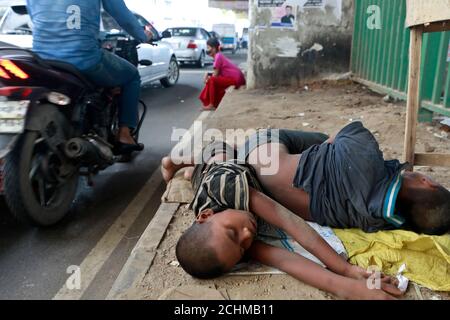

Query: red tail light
left=187, top=41, right=198, bottom=49
left=0, top=59, right=29, bottom=79
left=0, top=86, right=33, bottom=98
left=0, top=66, right=10, bottom=79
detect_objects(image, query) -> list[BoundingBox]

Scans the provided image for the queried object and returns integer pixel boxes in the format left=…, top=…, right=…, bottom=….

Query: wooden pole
left=403, top=26, right=423, bottom=170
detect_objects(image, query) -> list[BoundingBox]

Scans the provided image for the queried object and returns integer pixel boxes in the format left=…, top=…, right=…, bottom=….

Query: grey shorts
left=237, top=129, right=329, bottom=161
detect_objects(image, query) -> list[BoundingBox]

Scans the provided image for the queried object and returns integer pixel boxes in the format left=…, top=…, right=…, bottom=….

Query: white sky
left=0, top=0, right=249, bottom=34
left=125, top=0, right=246, bottom=31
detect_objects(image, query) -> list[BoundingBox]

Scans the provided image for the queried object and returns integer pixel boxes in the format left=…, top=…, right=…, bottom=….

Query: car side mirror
left=161, top=30, right=172, bottom=39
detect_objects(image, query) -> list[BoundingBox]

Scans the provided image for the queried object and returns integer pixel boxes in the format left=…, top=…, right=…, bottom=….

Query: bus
left=212, top=23, right=238, bottom=54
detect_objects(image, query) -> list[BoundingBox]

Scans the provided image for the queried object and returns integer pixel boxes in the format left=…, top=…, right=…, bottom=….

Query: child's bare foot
left=184, top=167, right=195, bottom=181
left=161, top=156, right=176, bottom=183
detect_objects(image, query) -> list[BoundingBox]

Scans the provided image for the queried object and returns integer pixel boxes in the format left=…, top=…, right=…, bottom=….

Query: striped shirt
left=190, top=161, right=263, bottom=215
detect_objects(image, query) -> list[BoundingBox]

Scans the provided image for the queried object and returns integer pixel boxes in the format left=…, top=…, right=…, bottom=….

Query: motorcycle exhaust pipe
left=65, top=138, right=90, bottom=160
left=65, top=137, right=114, bottom=165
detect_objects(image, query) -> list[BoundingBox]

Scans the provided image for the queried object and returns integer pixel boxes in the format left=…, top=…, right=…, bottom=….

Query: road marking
left=180, top=69, right=212, bottom=74
left=53, top=111, right=210, bottom=300
left=106, top=202, right=180, bottom=299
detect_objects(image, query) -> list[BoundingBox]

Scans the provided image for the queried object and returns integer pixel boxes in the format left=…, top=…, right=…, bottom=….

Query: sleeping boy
left=238, top=121, right=450, bottom=235
left=161, top=127, right=409, bottom=299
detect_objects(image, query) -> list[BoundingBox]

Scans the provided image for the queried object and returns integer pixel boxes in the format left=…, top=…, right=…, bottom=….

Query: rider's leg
left=117, top=69, right=141, bottom=145
left=81, top=50, right=141, bottom=146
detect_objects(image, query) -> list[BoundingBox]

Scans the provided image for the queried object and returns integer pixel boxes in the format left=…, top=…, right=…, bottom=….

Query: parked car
left=163, top=27, right=213, bottom=68
left=212, top=24, right=238, bottom=54
left=0, top=7, right=6, bottom=20
left=0, top=3, right=179, bottom=88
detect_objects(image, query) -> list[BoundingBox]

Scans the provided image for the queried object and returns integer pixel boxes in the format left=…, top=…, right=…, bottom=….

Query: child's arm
left=249, top=187, right=373, bottom=280
left=248, top=241, right=399, bottom=300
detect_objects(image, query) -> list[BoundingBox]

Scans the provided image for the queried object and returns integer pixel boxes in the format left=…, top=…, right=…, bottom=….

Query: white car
left=164, top=27, right=214, bottom=68
left=0, top=3, right=180, bottom=88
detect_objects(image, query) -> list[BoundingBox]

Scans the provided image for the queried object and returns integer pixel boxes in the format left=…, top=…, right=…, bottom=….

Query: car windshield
left=0, top=6, right=33, bottom=35
left=167, top=28, right=197, bottom=37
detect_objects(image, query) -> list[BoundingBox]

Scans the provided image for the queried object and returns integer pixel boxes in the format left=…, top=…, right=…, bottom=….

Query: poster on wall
left=258, top=0, right=298, bottom=28
left=303, top=0, right=324, bottom=8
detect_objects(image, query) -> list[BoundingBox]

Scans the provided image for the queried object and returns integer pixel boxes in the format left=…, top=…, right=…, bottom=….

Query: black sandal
left=113, top=141, right=145, bottom=155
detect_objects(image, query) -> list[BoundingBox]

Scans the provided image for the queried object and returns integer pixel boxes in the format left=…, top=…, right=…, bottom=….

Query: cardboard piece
left=161, top=169, right=195, bottom=204
left=406, top=0, right=450, bottom=28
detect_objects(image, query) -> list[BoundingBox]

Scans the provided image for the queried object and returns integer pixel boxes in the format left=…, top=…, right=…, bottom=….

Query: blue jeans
left=81, top=50, right=141, bottom=129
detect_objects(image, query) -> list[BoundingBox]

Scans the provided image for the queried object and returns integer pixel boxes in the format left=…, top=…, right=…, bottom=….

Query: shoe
left=113, top=141, right=145, bottom=155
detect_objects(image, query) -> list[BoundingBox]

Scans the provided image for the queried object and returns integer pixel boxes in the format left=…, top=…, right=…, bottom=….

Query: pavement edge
left=106, top=202, right=181, bottom=299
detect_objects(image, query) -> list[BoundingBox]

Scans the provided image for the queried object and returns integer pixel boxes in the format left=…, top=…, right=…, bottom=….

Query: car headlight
left=0, top=100, right=30, bottom=134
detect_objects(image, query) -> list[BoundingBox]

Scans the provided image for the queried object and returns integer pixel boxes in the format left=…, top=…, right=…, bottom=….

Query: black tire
left=160, top=56, right=180, bottom=88
left=196, top=51, right=206, bottom=68
left=3, top=131, right=79, bottom=226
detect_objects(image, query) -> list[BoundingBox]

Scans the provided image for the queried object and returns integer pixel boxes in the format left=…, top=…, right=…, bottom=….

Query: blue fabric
left=81, top=50, right=141, bottom=128
left=294, top=121, right=408, bottom=233
left=27, top=0, right=147, bottom=70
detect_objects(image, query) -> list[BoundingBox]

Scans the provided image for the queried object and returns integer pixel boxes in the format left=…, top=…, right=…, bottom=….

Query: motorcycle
left=0, top=34, right=154, bottom=226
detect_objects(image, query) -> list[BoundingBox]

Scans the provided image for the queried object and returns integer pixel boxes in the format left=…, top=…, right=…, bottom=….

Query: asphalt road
left=0, top=51, right=248, bottom=300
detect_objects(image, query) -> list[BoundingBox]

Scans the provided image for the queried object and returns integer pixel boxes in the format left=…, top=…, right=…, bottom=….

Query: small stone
left=298, top=113, right=305, bottom=117
left=424, top=143, right=435, bottom=153
left=302, top=123, right=310, bottom=127
left=383, top=95, right=392, bottom=103
left=169, top=261, right=180, bottom=267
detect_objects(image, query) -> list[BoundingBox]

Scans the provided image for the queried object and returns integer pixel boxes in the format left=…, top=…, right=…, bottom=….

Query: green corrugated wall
left=351, top=0, right=450, bottom=121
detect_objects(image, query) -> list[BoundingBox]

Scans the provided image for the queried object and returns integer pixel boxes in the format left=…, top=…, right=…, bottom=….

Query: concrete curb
left=107, top=110, right=211, bottom=300
left=106, top=202, right=180, bottom=300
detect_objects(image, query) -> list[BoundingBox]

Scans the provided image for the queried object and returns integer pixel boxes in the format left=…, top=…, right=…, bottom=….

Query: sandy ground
left=130, top=80, right=450, bottom=300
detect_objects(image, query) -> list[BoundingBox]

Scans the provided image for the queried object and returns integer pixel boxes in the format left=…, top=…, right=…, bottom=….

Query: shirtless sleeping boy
left=160, top=122, right=449, bottom=299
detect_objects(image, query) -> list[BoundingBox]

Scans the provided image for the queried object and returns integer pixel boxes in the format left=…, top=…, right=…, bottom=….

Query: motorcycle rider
left=26, top=0, right=153, bottom=154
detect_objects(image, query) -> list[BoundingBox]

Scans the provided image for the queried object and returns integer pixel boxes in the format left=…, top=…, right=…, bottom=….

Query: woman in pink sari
left=199, top=38, right=246, bottom=110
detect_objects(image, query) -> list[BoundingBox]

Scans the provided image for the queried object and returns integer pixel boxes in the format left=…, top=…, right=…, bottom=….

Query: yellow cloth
left=334, top=229, right=450, bottom=291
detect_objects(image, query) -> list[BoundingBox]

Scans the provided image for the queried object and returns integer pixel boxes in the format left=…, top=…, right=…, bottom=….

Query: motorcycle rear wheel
left=3, top=131, right=79, bottom=226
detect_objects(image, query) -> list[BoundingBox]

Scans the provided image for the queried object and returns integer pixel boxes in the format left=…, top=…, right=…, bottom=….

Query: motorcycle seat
left=43, top=59, right=96, bottom=91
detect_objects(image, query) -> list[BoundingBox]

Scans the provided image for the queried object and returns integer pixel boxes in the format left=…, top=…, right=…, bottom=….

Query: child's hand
left=345, top=265, right=400, bottom=287
left=340, top=278, right=402, bottom=300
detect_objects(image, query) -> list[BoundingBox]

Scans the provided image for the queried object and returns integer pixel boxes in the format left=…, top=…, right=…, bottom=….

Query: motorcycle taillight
left=0, top=59, right=29, bottom=80
left=0, top=66, right=11, bottom=79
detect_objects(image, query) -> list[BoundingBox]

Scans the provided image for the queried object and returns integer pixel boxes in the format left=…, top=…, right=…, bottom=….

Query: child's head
left=206, top=38, right=221, bottom=57
left=176, top=208, right=257, bottom=279
left=400, top=172, right=450, bottom=235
